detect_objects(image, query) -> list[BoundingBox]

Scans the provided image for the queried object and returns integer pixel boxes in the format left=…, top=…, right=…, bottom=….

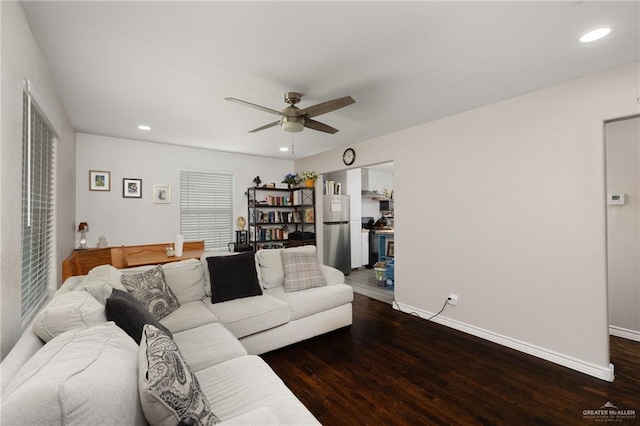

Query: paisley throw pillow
left=139, top=324, right=220, bottom=426
left=121, top=266, right=180, bottom=320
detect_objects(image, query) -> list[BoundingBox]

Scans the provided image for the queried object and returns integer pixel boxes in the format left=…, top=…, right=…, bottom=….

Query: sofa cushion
left=282, top=250, right=327, bottom=292
left=121, top=265, right=180, bottom=319
left=196, top=356, right=319, bottom=425
left=255, top=248, right=286, bottom=289
left=207, top=252, right=262, bottom=303
left=266, top=283, right=354, bottom=321
left=205, top=294, right=290, bottom=339
left=216, top=407, right=279, bottom=425
left=106, top=288, right=173, bottom=344
left=160, top=300, right=220, bottom=333
left=162, top=258, right=207, bottom=303
left=139, top=324, right=221, bottom=426
left=172, top=323, right=247, bottom=372
left=32, top=291, right=106, bottom=342
left=74, top=264, right=127, bottom=304
left=255, top=245, right=317, bottom=289
left=2, top=322, right=146, bottom=426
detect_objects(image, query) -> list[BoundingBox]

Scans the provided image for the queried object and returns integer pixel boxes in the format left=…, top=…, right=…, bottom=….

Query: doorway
left=605, top=116, right=640, bottom=342
left=349, top=162, right=395, bottom=304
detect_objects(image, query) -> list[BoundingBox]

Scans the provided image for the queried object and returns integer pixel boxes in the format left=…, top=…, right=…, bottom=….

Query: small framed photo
left=123, top=178, right=142, bottom=198
left=89, top=170, right=110, bottom=191
left=153, top=184, right=171, bottom=204
left=386, top=241, right=395, bottom=257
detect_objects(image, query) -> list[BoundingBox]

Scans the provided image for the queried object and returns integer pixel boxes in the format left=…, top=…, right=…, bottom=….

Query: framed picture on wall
left=89, top=170, right=110, bottom=191
left=123, top=178, right=142, bottom=198
left=153, top=184, right=171, bottom=204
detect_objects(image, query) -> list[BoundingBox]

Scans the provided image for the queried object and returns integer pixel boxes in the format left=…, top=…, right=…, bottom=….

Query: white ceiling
left=20, top=1, right=639, bottom=160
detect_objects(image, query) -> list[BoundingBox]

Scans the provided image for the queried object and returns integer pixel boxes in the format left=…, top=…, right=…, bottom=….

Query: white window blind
left=21, top=88, right=56, bottom=328
left=180, top=171, right=233, bottom=250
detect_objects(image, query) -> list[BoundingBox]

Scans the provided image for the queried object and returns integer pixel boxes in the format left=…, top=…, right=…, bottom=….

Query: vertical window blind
left=21, top=89, right=56, bottom=328
left=180, top=171, right=233, bottom=250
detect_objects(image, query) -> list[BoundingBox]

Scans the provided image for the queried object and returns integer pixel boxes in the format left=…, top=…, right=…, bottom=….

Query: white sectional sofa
left=1, top=246, right=353, bottom=425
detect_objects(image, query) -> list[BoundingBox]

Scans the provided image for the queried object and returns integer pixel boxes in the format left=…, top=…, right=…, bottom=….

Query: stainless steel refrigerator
left=323, top=195, right=351, bottom=275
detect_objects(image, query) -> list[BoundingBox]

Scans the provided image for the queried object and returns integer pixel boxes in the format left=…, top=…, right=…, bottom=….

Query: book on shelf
left=260, top=195, right=291, bottom=206
left=255, top=226, right=288, bottom=241
left=323, top=180, right=341, bottom=195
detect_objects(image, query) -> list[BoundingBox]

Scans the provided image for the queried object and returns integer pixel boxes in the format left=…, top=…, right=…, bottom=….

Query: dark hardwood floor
left=261, top=293, right=640, bottom=425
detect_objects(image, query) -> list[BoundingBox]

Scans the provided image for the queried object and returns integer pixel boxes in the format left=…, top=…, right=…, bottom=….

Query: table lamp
left=78, top=222, right=89, bottom=250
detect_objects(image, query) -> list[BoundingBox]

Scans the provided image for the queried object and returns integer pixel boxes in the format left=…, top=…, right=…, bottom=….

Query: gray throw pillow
left=139, top=324, right=220, bottom=426
left=121, top=266, right=180, bottom=319
left=282, top=250, right=327, bottom=292
left=106, top=289, right=173, bottom=344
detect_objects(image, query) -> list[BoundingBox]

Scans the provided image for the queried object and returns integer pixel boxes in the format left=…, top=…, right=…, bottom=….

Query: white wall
left=297, top=63, right=640, bottom=380
left=1, top=2, right=76, bottom=359
left=76, top=133, right=293, bottom=247
left=606, top=117, right=640, bottom=337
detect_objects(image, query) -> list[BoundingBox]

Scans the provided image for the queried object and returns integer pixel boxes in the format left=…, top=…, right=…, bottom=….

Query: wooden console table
left=124, top=250, right=204, bottom=268
left=61, top=240, right=205, bottom=282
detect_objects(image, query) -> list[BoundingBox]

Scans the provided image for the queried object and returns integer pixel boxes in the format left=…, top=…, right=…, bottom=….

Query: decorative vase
left=174, top=234, right=184, bottom=257
left=305, top=179, right=314, bottom=188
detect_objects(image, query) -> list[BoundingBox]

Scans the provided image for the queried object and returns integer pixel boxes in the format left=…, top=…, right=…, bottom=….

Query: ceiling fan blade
left=248, top=121, right=280, bottom=133
left=225, top=97, right=283, bottom=116
left=304, top=118, right=339, bottom=134
left=301, top=96, right=355, bottom=118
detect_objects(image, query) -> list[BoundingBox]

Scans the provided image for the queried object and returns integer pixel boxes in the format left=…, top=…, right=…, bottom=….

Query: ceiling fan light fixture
left=281, top=116, right=304, bottom=132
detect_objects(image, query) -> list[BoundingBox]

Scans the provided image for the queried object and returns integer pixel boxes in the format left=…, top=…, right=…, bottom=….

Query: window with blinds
left=180, top=171, right=233, bottom=250
left=21, top=90, right=56, bottom=328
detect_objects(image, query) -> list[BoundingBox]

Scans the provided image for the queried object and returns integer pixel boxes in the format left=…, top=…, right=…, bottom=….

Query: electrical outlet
left=448, top=293, right=458, bottom=306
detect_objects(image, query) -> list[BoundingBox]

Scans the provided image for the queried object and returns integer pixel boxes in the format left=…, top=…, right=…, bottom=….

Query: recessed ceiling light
left=137, top=125, right=151, bottom=131
left=279, top=147, right=289, bottom=152
left=580, top=27, right=611, bottom=43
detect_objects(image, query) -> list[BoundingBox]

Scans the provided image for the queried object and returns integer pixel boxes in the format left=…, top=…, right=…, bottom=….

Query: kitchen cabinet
left=361, top=230, right=369, bottom=267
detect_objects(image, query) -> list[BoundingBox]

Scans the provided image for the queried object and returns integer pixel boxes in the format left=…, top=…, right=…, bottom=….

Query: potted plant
left=281, top=173, right=299, bottom=188
left=301, top=170, right=318, bottom=188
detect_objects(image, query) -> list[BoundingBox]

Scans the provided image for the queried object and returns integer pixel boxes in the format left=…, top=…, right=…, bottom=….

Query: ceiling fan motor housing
left=284, top=92, right=302, bottom=105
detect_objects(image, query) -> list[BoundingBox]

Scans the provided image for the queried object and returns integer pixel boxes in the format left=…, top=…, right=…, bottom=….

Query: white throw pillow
left=75, top=264, right=127, bottom=304
left=2, top=322, right=146, bottom=426
left=139, top=324, right=220, bottom=426
left=162, top=258, right=207, bottom=303
left=32, top=291, right=106, bottom=342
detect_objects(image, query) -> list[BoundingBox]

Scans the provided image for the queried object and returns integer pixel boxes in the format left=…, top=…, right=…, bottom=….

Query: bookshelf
left=247, top=186, right=316, bottom=251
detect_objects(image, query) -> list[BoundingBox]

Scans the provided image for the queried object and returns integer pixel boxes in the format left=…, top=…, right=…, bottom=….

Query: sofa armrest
left=218, top=407, right=279, bottom=425
left=320, top=264, right=344, bottom=285
left=58, top=275, right=86, bottom=293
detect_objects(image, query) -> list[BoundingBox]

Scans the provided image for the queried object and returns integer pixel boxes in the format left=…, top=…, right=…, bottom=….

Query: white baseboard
left=394, top=302, right=615, bottom=382
left=609, top=325, right=640, bottom=342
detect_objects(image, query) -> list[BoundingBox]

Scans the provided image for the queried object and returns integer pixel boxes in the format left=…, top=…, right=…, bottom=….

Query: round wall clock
left=343, top=148, right=356, bottom=166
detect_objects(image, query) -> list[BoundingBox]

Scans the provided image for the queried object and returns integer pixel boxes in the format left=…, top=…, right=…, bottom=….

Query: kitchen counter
left=371, top=228, right=394, bottom=234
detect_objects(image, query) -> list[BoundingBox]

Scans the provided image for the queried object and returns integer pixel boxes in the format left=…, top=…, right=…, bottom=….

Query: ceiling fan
left=225, top=92, right=355, bottom=134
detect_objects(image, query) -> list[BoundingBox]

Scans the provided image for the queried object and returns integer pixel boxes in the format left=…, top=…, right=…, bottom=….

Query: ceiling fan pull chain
left=291, top=133, right=294, bottom=155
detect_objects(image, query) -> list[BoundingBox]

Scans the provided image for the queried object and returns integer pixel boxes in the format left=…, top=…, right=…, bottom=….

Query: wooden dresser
left=61, top=240, right=205, bottom=283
